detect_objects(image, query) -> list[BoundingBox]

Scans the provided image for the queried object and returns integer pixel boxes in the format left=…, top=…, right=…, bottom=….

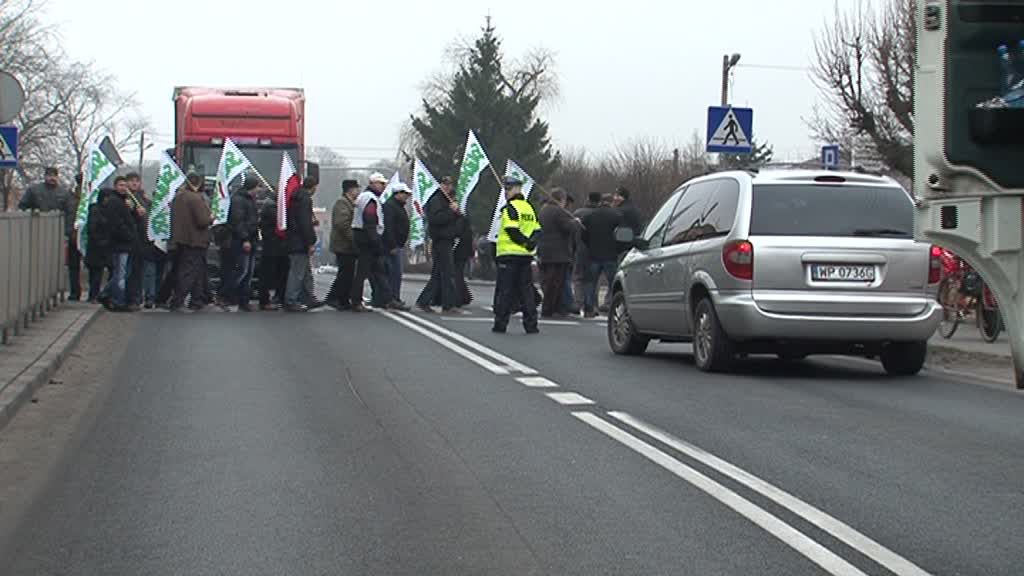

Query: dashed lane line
left=573, top=412, right=872, bottom=576
left=516, top=377, right=560, bottom=388
left=545, top=392, right=596, bottom=406
left=608, top=412, right=933, bottom=576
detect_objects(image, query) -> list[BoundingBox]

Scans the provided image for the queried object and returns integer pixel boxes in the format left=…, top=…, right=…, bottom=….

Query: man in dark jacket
left=20, top=167, right=78, bottom=299
left=85, top=188, right=112, bottom=303
left=227, top=178, right=261, bottom=310
left=284, top=177, right=318, bottom=312
left=98, top=176, right=137, bottom=311
left=582, top=193, right=624, bottom=317
left=382, top=183, right=411, bottom=303
left=537, top=188, right=583, bottom=318
left=257, top=196, right=288, bottom=310
left=613, top=186, right=643, bottom=254
left=124, top=172, right=151, bottom=310
left=169, top=174, right=213, bottom=311
left=416, top=176, right=462, bottom=314
left=572, top=192, right=601, bottom=315
left=326, top=180, right=360, bottom=310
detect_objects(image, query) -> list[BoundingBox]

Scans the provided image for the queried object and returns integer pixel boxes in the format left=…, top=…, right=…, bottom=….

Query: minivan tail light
left=929, top=245, right=943, bottom=284
left=723, top=240, right=754, bottom=280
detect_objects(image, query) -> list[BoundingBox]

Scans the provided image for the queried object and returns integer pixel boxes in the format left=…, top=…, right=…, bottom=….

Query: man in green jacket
left=326, top=180, right=360, bottom=310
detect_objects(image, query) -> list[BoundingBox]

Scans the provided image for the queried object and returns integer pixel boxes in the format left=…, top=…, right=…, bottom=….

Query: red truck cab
left=173, top=86, right=313, bottom=186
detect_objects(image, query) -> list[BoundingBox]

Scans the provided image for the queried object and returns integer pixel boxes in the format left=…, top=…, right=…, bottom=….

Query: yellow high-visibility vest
left=496, top=197, right=540, bottom=257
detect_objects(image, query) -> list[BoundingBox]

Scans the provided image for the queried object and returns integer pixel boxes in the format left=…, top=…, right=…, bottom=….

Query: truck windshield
left=184, top=145, right=299, bottom=190
left=749, top=183, right=913, bottom=238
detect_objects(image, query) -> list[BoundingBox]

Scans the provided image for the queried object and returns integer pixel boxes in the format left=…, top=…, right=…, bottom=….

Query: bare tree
left=0, top=0, right=150, bottom=209
left=810, top=0, right=914, bottom=178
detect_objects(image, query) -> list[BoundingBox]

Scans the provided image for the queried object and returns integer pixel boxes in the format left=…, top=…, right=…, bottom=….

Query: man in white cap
left=351, top=173, right=409, bottom=311
left=383, top=181, right=412, bottom=304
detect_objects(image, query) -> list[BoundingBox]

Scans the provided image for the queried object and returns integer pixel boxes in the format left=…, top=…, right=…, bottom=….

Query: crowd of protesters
left=17, top=165, right=645, bottom=321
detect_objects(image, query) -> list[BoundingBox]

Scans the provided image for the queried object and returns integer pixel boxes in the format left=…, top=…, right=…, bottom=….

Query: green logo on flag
left=456, top=143, right=485, bottom=202
left=224, top=150, right=245, bottom=177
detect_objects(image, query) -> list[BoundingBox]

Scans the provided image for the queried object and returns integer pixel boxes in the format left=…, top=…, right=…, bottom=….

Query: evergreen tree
left=411, top=20, right=559, bottom=232
left=718, top=140, right=774, bottom=171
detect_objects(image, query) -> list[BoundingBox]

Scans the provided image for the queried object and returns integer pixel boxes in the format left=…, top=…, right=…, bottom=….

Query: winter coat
left=102, top=191, right=137, bottom=253
left=170, top=184, right=213, bottom=249
left=228, top=190, right=260, bottom=243
left=330, top=195, right=356, bottom=255
left=425, top=191, right=461, bottom=241
left=85, top=189, right=111, bottom=268
left=286, top=188, right=316, bottom=254
left=382, top=196, right=411, bottom=252
left=583, top=205, right=625, bottom=262
left=538, top=203, right=582, bottom=264
left=618, top=199, right=643, bottom=235
left=19, top=182, right=74, bottom=237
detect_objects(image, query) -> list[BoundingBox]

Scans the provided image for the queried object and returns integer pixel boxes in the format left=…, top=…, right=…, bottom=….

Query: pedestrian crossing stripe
left=0, top=129, right=14, bottom=160
left=708, top=108, right=750, bottom=148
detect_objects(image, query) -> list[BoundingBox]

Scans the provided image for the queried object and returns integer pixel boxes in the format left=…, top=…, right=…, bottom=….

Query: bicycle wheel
left=937, top=277, right=960, bottom=339
left=978, top=289, right=1002, bottom=343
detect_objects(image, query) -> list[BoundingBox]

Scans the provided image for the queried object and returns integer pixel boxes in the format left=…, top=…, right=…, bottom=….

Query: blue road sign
left=822, top=145, right=840, bottom=170
left=0, top=125, right=17, bottom=168
left=707, top=106, right=753, bottom=154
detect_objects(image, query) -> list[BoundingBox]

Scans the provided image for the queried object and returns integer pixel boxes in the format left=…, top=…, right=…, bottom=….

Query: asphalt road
left=2, top=275, right=1022, bottom=575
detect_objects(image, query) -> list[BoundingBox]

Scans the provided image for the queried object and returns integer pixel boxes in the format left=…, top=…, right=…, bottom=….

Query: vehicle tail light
left=723, top=240, right=754, bottom=280
left=929, top=245, right=943, bottom=284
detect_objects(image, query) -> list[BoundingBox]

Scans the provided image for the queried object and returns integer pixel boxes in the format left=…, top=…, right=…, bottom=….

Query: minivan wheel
left=880, top=341, right=927, bottom=376
left=608, top=292, right=649, bottom=356
left=693, top=298, right=735, bottom=372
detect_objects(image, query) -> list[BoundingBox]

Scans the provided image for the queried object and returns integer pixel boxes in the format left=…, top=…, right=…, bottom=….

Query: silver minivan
left=609, top=169, right=943, bottom=376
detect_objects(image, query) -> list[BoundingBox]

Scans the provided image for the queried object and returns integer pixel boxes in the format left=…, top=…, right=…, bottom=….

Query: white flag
left=454, top=130, right=491, bottom=213
left=212, top=138, right=252, bottom=225
left=486, top=160, right=536, bottom=242
left=75, top=140, right=118, bottom=256
left=147, top=152, right=186, bottom=251
left=410, top=158, right=440, bottom=250
left=379, top=171, right=402, bottom=204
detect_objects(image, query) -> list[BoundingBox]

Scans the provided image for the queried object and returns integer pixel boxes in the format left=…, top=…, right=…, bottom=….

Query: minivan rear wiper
left=853, top=228, right=911, bottom=237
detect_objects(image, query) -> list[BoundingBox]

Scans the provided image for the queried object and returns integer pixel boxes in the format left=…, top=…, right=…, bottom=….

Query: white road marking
left=516, top=377, right=560, bottom=388
left=608, top=412, right=933, bottom=576
left=546, top=392, right=595, bottom=406
left=378, top=311, right=510, bottom=375
left=573, top=412, right=871, bottom=576
left=395, top=311, right=537, bottom=374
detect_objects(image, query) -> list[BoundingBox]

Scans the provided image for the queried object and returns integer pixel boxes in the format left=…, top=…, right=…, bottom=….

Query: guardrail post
left=1, top=214, right=10, bottom=345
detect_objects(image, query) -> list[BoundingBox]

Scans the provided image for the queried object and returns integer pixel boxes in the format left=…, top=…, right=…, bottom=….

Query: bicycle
left=937, top=260, right=1003, bottom=342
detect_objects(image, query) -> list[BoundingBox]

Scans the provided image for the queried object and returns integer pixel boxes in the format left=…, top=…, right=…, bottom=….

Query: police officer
left=493, top=176, right=542, bottom=334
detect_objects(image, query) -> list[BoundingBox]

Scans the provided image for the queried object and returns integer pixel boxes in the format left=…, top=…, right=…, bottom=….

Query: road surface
left=2, top=277, right=1022, bottom=575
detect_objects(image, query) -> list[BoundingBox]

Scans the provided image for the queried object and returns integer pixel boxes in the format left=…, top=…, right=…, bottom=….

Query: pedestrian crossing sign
left=706, top=106, right=753, bottom=154
left=0, top=125, right=17, bottom=168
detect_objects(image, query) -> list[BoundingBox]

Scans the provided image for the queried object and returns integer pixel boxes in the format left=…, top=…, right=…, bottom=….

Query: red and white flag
left=276, top=152, right=301, bottom=237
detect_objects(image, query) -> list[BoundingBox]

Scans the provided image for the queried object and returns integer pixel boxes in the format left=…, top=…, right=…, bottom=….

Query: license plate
left=811, top=264, right=876, bottom=282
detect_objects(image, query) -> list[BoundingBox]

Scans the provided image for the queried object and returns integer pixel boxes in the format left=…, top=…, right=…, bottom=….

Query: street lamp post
left=721, top=53, right=741, bottom=106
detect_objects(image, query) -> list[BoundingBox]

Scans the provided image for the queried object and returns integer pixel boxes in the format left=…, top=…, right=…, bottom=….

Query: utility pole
left=672, top=148, right=680, bottom=183
left=721, top=53, right=741, bottom=106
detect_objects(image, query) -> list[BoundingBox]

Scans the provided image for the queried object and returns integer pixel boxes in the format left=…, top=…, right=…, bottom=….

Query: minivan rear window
left=750, top=184, right=913, bottom=238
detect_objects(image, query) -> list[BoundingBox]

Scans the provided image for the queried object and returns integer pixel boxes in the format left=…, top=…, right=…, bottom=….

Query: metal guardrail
left=0, top=212, right=66, bottom=344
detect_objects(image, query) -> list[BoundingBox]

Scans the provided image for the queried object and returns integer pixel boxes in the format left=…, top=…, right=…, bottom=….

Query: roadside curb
left=927, top=342, right=1011, bottom=364
left=0, top=306, right=102, bottom=431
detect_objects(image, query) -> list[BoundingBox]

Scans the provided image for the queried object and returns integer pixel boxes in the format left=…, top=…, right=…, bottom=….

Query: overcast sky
left=44, top=0, right=836, bottom=164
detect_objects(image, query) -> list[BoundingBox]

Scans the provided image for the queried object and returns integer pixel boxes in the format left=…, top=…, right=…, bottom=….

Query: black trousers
left=258, top=245, right=288, bottom=306
left=156, top=251, right=178, bottom=306
left=170, top=247, right=207, bottom=309
left=126, top=245, right=144, bottom=305
left=326, top=253, right=357, bottom=307
left=416, top=238, right=456, bottom=310
left=354, top=232, right=391, bottom=307
left=87, top=266, right=105, bottom=301
left=493, top=256, right=538, bottom=331
left=540, top=262, right=568, bottom=317
left=453, top=257, right=473, bottom=307
left=66, top=241, right=82, bottom=300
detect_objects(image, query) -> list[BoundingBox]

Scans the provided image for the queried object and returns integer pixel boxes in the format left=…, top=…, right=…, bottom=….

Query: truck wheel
left=693, top=298, right=735, bottom=372
left=880, top=341, right=927, bottom=376
left=608, top=292, right=649, bottom=356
